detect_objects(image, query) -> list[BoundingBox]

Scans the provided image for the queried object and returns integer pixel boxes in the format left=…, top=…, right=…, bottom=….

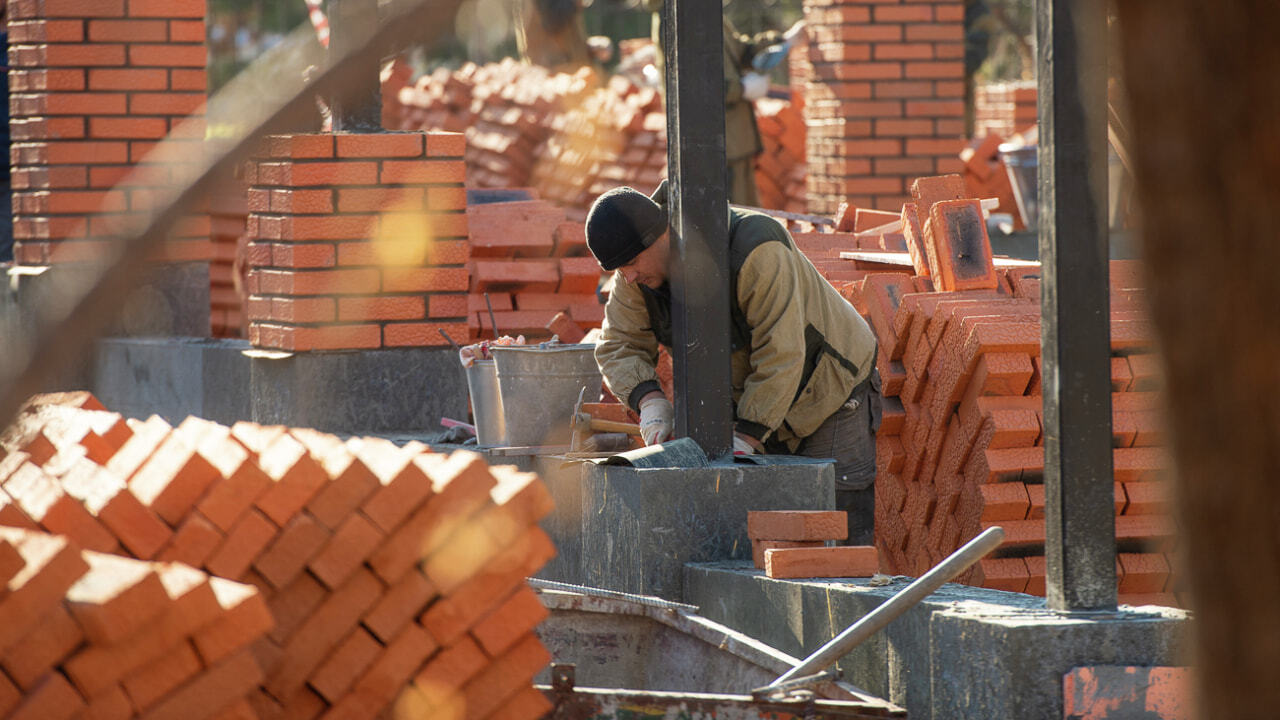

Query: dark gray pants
left=794, top=371, right=882, bottom=545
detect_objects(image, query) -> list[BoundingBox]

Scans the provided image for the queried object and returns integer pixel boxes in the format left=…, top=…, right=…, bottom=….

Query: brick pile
left=748, top=510, right=879, bottom=579
left=958, top=134, right=1024, bottom=230
left=0, top=525, right=270, bottom=719
left=0, top=392, right=559, bottom=719
left=973, top=80, right=1037, bottom=139
left=6, top=0, right=211, bottom=268
left=465, top=199, right=603, bottom=342
left=243, top=131, right=471, bottom=352
left=798, top=0, right=967, bottom=216
left=839, top=175, right=1175, bottom=607
left=388, top=59, right=806, bottom=215
left=210, top=172, right=250, bottom=338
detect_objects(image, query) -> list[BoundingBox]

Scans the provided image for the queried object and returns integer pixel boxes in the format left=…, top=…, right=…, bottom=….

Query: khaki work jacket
left=595, top=208, right=878, bottom=451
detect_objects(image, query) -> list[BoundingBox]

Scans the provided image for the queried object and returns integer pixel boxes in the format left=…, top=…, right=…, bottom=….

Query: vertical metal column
left=662, top=0, right=733, bottom=460
left=1037, top=0, right=1116, bottom=611
left=329, top=0, right=383, bottom=132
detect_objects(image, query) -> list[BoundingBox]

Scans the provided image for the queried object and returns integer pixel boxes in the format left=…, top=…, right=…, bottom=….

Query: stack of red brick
left=839, top=175, right=1175, bottom=607
left=973, top=81, right=1037, bottom=139
left=958, top=133, right=1024, bottom=230
left=797, top=0, right=967, bottom=216
left=753, top=96, right=808, bottom=213
left=748, top=511, right=879, bottom=580
left=465, top=198, right=603, bottom=342
left=6, top=0, right=210, bottom=268
left=0, top=391, right=558, bottom=719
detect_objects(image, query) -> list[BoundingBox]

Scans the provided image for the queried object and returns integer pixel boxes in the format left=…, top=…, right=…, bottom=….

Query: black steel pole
left=329, top=0, right=383, bottom=132
left=1037, top=0, right=1116, bottom=611
left=662, top=0, right=734, bottom=460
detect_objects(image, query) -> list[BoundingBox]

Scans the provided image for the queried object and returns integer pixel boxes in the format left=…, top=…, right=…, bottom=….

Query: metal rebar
left=767, top=526, right=1005, bottom=687
left=527, top=577, right=700, bottom=613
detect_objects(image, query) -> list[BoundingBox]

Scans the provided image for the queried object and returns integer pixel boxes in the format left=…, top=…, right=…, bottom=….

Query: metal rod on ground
left=766, top=526, right=1006, bottom=688
left=484, top=293, right=500, bottom=339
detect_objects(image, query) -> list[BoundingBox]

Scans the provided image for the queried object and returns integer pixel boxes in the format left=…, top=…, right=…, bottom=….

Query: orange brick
left=310, top=628, right=383, bottom=704
left=336, top=132, right=424, bottom=158
left=925, top=199, right=997, bottom=292
left=3, top=463, right=119, bottom=552
left=192, top=577, right=274, bottom=665
left=76, top=683, right=132, bottom=720
left=751, top=539, right=824, bottom=569
left=8, top=671, right=84, bottom=720
left=57, top=459, right=172, bottom=559
left=0, top=672, right=17, bottom=717
left=253, top=512, right=330, bottom=590
left=264, top=571, right=326, bottom=645
left=158, top=511, right=224, bottom=567
left=410, top=635, right=485, bottom=709
left=66, top=552, right=170, bottom=644
left=350, top=438, right=435, bottom=533
left=977, top=556, right=1029, bottom=593
left=62, top=563, right=220, bottom=697
left=1122, top=481, right=1170, bottom=516
left=265, top=568, right=384, bottom=702
left=104, top=414, right=172, bottom=481
left=308, top=512, right=384, bottom=590
left=470, top=584, right=549, bottom=657
left=978, top=482, right=1030, bottom=521
left=764, top=545, right=879, bottom=579
left=122, top=640, right=202, bottom=713
left=1118, top=553, right=1169, bottom=594
left=746, top=510, right=848, bottom=541
left=254, top=434, right=328, bottom=527
left=205, top=508, right=278, bottom=581
left=129, top=432, right=220, bottom=526
left=140, top=647, right=263, bottom=720
left=459, top=632, right=550, bottom=720
left=179, top=418, right=272, bottom=532
left=368, top=452, right=495, bottom=585
left=488, top=466, right=554, bottom=532
left=335, top=621, right=438, bottom=713
left=362, top=569, right=438, bottom=643
left=0, top=603, right=83, bottom=690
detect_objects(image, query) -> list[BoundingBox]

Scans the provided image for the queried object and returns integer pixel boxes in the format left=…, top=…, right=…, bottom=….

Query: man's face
left=617, top=231, right=669, bottom=288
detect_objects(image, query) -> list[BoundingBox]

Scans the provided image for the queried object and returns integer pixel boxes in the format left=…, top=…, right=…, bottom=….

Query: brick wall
left=244, top=131, right=470, bottom=352
left=798, top=0, right=967, bottom=215
left=974, top=80, right=1037, bottom=139
left=6, top=0, right=210, bottom=266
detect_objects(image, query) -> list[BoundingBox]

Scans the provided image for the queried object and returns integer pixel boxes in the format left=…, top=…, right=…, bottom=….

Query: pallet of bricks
left=0, top=391, right=558, bottom=719
left=840, top=174, right=1176, bottom=607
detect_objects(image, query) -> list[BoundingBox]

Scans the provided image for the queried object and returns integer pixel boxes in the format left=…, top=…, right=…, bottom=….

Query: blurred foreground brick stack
left=389, top=59, right=806, bottom=215
left=7, top=0, right=211, bottom=268
left=798, top=0, right=967, bottom=215
left=465, top=198, right=602, bottom=342
left=840, top=174, right=1175, bottom=607
left=0, top=392, right=558, bottom=719
left=244, top=131, right=471, bottom=352
left=973, top=80, right=1037, bottom=139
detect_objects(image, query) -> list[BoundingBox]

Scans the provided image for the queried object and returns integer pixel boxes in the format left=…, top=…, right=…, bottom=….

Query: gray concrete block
left=200, top=339, right=253, bottom=425
left=248, top=346, right=468, bottom=435
left=682, top=563, right=1188, bottom=720
left=580, top=461, right=834, bottom=601
left=93, top=337, right=206, bottom=423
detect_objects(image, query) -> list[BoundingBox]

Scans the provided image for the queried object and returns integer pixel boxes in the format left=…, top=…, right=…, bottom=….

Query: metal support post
left=662, top=0, right=733, bottom=460
left=1037, top=0, right=1116, bottom=610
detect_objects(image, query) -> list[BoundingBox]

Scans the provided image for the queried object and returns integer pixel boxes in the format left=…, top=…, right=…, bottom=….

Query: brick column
left=801, top=0, right=967, bottom=215
left=244, top=131, right=470, bottom=352
left=6, top=0, right=210, bottom=265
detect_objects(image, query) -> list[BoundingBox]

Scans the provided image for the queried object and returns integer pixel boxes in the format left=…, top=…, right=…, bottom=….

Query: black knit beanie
left=585, top=184, right=669, bottom=271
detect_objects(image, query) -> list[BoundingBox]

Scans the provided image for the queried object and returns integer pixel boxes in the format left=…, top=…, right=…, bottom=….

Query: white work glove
left=741, top=71, right=769, bottom=102
left=732, top=434, right=757, bottom=456
left=638, top=396, right=674, bottom=446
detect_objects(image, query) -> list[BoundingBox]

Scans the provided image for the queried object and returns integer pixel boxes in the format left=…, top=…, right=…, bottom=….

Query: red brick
left=254, top=434, right=328, bottom=526
left=425, top=131, right=465, bottom=158
left=925, top=199, right=998, bottom=292
left=747, top=510, right=848, bottom=541
left=0, top=602, right=82, bottom=691
left=158, top=511, right=223, bottom=567
left=977, top=556, right=1029, bottom=594
left=384, top=322, right=469, bottom=348
left=128, top=432, right=220, bottom=525
left=308, top=512, right=384, bottom=589
left=470, top=584, right=550, bottom=657
left=129, top=93, right=205, bottom=116
left=764, top=545, right=879, bottom=579
left=205, top=508, right=276, bottom=580
left=381, top=159, right=465, bottom=184
left=978, top=482, right=1030, bottom=522
left=0, top=666, right=21, bottom=716
left=427, top=186, right=467, bottom=211
left=381, top=266, right=469, bottom=293
left=178, top=420, right=271, bottom=532
left=4, top=463, right=120, bottom=553
left=128, top=43, right=205, bottom=67
left=253, top=512, right=330, bottom=590
left=90, top=116, right=168, bottom=139
left=171, top=68, right=206, bottom=90
left=1122, top=481, right=1169, bottom=516
left=141, top=647, right=263, bottom=720
left=193, top=577, right=274, bottom=664
left=410, top=636, right=487, bottom=709
left=169, top=19, right=205, bottom=42
left=8, top=671, right=84, bottom=720
left=65, top=551, right=173, bottom=645
left=750, top=539, right=823, bottom=569
left=349, top=438, right=434, bottom=532
left=9, top=19, right=84, bottom=42
left=88, top=18, right=166, bottom=41
left=1117, top=553, right=1170, bottom=594
left=308, top=627, right=383, bottom=703
left=336, top=132, right=424, bottom=158
left=129, top=0, right=205, bottom=17
left=265, top=567, right=384, bottom=702
left=336, top=186, right=424, bottom=213
left=335, top=621, right=439, bottom=713
left=122, top=640, right=202, bottom=713
left=460, top=632, right=551, bottom=719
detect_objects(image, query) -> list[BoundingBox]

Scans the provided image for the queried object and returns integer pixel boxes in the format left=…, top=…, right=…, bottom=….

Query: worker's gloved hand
left=732, top=434, right=757, bottom=456
left=741, top=72, right=769, bottom=102
left=638, top=396, right=675, bottom=446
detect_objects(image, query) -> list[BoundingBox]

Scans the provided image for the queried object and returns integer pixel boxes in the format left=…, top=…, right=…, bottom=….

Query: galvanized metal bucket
left=464, top=359, right=505, bottom=446
left=491, top=344, right=602, bottom=448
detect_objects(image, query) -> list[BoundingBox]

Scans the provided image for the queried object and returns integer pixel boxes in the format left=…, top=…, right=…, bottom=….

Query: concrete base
left=683, top=562, right=1188, bottom=720
left=536, top=461, right=835, bottom=601
left=93, top=337, right=251, bottom=425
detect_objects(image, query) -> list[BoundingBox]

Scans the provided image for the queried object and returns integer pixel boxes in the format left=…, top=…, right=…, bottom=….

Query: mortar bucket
left=490, top=344, right=602, bottom=448
left=465, top=359, right=506, bottom=446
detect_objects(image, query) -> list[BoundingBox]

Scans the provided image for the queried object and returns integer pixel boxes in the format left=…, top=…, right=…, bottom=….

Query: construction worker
left=585, top=181, right=882, bottom=544
left=644, top=2, right=780, bottom=206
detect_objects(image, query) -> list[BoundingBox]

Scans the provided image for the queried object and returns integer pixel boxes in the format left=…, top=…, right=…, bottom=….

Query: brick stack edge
left=820, top=175, right=1177, bottom=608
left=244, top=131, right=471, bottom=352
left=973, top=80, right=1037, bottom=140
left=0, top=392, right=558, bottom=719
left=799, top=0, right=967, bottom=216
left=7, top=0, right=210, bottom=267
